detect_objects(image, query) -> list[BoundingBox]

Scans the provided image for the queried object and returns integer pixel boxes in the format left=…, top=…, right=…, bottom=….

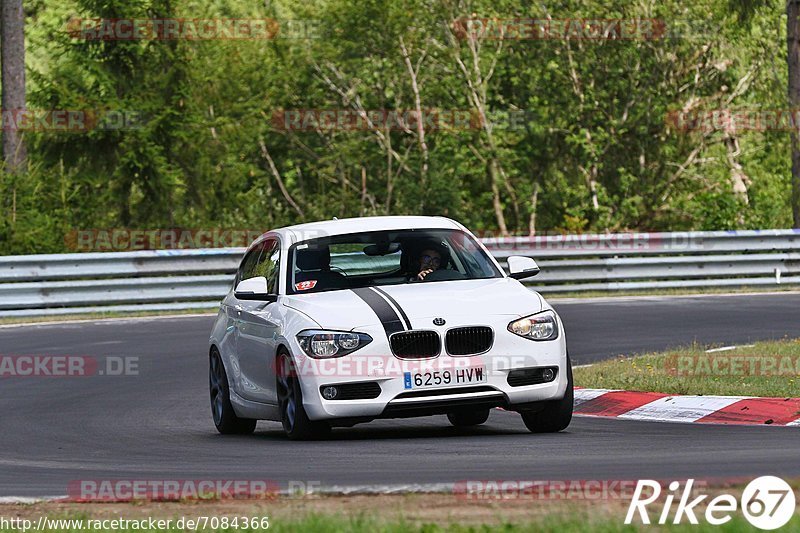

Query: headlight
left=508, top=310, right=559, bottom=341
left=296, top=330, right=373, bottom=358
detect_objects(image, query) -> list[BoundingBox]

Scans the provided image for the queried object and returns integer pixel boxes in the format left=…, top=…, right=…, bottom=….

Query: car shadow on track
left=246, top=417, right=538, bottom=441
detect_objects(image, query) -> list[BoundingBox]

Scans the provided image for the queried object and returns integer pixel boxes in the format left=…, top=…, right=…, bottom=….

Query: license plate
left=403, top=366, right=487, bottom=390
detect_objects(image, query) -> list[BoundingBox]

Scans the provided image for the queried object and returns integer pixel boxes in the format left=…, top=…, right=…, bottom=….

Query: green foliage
left=0, top=0, right=793, bottom=254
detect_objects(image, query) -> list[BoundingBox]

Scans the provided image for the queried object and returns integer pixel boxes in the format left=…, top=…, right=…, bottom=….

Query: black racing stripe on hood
left=371, top=286, right=412, bottom=330
left=351, top=287, right=406, bottom=336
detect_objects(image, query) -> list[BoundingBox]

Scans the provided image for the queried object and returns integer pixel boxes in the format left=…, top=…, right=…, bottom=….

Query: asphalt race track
left=1, top=293, right=799, bottom=497
left=556, top=292, right=800, bottom=364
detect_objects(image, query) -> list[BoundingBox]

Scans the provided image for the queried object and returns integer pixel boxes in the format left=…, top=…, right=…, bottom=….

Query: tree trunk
left=528, top=182, right=539, bottom=236
left=1, top=0, right=27, bottom=173
left=399, top=37, right=429, bottom=211
left=789, top=0, right=800, bottom=228
left=488, top=159, right=508, bottom=236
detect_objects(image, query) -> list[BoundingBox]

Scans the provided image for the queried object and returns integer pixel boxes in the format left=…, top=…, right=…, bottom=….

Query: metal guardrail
left=1, top=229, right=798, bottom=317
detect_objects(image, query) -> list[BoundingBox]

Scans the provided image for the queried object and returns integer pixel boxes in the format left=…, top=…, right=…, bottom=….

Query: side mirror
left=234, top=277, right=275, bottom=301
left=507, top=256, right=540, bottom=279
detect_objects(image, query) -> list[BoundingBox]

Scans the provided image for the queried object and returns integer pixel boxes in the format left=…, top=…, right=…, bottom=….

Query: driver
left=415, top=248, right=441, bottom=280
left=411, top=241, right=448, bottom=281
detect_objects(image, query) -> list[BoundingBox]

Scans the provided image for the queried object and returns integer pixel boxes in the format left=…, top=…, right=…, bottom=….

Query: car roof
left=267, top=216, right=465, bottom=246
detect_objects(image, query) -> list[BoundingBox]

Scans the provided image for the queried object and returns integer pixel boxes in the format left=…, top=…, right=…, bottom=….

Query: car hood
left=281, top=278, right=543, bottom=331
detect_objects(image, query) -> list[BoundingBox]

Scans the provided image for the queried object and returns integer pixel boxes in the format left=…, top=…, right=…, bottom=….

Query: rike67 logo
left=625, top=477, right=796, bottom=530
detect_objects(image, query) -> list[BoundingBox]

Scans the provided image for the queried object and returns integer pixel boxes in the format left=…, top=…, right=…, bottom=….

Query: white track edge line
left=0, top=484, right=459, bottom=503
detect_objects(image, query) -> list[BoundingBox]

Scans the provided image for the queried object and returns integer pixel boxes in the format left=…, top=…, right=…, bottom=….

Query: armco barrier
left=0, top=230, right=798, bottom=317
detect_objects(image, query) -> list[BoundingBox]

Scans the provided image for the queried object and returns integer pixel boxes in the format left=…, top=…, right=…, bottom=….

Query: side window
left=253, top=239, right=281, bottom=294
left=237, top=245, right=265, bottom=286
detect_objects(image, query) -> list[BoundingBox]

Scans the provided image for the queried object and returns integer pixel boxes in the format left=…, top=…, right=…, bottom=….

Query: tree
left=1, top=0, right=28, bottom=173
left=789, top=0, right=800, bottom=227
left=730, top=0, right=798, bottom=227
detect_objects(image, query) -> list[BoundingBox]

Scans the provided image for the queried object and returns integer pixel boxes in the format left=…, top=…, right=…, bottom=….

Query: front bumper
left=290, top=321, right=569, bottom=421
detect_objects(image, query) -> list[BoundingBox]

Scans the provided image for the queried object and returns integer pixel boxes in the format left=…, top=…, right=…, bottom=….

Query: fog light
left=542, top=368, right=555, bottom=382
left=322, top=386, right=338, bottom=400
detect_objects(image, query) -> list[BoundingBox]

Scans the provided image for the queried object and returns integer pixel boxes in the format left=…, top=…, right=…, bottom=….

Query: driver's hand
left=417, top=269, right=434, bottom=280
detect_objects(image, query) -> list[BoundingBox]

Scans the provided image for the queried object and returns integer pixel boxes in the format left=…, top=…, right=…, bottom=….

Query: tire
left=209, top=348, right=257, bottom=435
left=447, top=409, right=490, bottom=427
left=520, top=356, right=573, bottom=433
left=276, top=351, right=331, bottom=441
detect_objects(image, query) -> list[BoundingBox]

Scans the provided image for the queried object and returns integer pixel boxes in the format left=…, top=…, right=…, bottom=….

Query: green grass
left=2, top=510, right=799, bottom=532
left=574, top=338, right=800, bottom=397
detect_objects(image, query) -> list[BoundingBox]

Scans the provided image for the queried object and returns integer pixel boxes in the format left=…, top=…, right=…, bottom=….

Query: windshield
left=286, top=229, right=502, bottom=294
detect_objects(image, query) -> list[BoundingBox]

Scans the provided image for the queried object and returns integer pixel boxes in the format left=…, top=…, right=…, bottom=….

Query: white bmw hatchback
left=209, top=216, right=572, bottom=439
